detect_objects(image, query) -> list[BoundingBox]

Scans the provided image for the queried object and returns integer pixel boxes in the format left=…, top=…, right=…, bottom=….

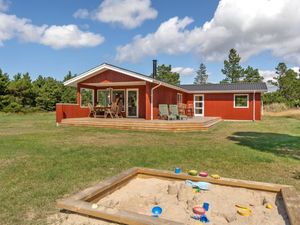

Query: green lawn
left=0, top=113, right=299, bottom=225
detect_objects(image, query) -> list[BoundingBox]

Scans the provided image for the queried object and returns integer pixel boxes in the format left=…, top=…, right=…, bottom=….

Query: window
left=80, top=88, right=94, bottom=107
left=234, top=94, right=249, bottom=108
left=177, top=93, right=183, bottom=104
left=97, top=90, right=110, bottom=107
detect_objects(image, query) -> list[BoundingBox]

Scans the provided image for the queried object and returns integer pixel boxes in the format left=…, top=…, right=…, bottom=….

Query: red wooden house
left=56, top=62, right=267, bottom=125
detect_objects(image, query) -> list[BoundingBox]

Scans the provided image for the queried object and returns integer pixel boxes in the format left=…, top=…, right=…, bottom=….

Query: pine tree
left=194, top=63, right=208, bottom=84
left=156, top=64, right=180, bottom=86
left=243, top=66, right=263, bottom=82
left=221, top=48, right=244, bottom=83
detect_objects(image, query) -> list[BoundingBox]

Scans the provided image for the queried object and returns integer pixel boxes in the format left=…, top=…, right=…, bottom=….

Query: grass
left=0, top=112, right=299, bottom=225
left=264, top=108, right=300, bottom=120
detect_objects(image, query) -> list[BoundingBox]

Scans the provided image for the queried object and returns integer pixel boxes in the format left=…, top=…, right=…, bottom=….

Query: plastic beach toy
left=185, top=180, right=211, bottom=190
left=203, top=202, right=209, bottom=211
left=211, top=174, right=220, bottom=179
left=200, top=215, right=210, bottom=223
left=236, top=204, right=252, bottom=216
left=188, top=170, right=198, bottom=176
left=266, top=203, right=273, bottom=209
left=175, top=167, right=181, bottom=174
left=199, top=172, right=208, bottom=177
left=152, top=206, right=162, bottom=217
left=193, top=205, right=206, bottom=215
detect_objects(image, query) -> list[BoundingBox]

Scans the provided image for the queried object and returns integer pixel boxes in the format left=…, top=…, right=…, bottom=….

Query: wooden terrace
left=58, top=117, right=222, bottom=132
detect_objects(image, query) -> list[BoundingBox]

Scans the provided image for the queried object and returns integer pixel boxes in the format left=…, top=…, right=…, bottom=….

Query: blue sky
left=0, top=0, right=299, bottom=84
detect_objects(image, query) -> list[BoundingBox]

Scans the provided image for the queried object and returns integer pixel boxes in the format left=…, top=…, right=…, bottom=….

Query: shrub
left=264, top=103, right=289, bottom=112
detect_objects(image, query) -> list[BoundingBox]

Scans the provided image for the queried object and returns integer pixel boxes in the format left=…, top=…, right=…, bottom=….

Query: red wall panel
left=152, top=86, right=185, bottom=119
left=203, top=93, right=261, bottom=120
left=80, top=70, right=142, bottom=84
left=56, top=103, right=90, bottom=123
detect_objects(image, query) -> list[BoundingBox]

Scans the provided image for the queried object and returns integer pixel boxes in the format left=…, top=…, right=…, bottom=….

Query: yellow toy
left=211, top=174, right=220, bottom=179
left=235, top=204, right=252, bottom=216
left=266, top=203, right=273, bottom=209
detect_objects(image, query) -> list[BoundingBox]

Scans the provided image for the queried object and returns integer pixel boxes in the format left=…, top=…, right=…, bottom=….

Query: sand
left=50, top=177, right=290, bottom=225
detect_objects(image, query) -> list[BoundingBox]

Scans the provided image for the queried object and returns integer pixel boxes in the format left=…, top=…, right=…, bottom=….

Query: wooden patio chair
left=178, top=103, right=187, bottom=116
left=104, top=103, right=119, bottom=118
left=88, top=103, right=96, bottom=118
left=169, top=104, right=188, bottom=120
left=158, top=104, right=176, bottom=120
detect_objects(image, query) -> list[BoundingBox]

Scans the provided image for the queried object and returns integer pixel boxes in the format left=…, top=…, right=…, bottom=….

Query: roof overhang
left=189, top=90, right=267, bottom=94
left=64, top=63, right=154, bottom=87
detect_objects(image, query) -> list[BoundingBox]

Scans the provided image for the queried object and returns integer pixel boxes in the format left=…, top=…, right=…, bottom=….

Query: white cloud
left=40, top=25, right=104, bottom=49
left=259, top=70, right=276, bottom=83
left=0, top=12, right=104, bottom=49
left=292, top=66, right=299, bottom=73
left=0, top=0, right=10, bottom=12
left=74, top=0, right=157, bottom=29
left=260, top=70, right=277, bottom=92
left=116, top=16, right=194, bottom=62
left=116, top=0, right=300, bottom=64
left=73, top=9, right=89, bottom=19
left=172, top=67, right=195, bottom=76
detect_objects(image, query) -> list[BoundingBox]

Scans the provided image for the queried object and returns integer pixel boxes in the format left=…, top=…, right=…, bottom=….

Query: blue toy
left=200, top=215, right=210, bottom=223
left=175, top=167, right=181, bottom=174
left=152, top=206, right=162, bottom=217
left=203, top=202, right=209, bottom=211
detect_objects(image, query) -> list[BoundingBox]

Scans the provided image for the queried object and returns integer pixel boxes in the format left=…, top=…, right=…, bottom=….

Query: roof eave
left=187, top=89, right=267, bottom=93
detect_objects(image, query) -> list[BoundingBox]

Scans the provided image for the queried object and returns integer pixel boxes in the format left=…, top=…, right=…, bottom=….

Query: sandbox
left=57, top=168, right=300, bottom=225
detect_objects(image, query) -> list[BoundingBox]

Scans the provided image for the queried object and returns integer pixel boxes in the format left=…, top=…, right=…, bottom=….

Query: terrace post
left=77, top=86, right=81, bottom=105
left=145, top=82, right=151, bottom=120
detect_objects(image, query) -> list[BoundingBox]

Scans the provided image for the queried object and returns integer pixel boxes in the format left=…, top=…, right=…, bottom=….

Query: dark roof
left=180, top=82, right=268, bottom=92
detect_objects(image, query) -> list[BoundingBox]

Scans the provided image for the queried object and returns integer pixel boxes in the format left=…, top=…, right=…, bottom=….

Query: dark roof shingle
left=180, top=82, right=268, bottom=92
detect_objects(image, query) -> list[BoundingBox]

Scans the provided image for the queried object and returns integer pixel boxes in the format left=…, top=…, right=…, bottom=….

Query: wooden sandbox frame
left=57, top=167, right=300, bottom=225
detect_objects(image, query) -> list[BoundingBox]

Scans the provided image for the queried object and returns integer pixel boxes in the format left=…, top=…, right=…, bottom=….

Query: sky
left=0, top=0, right=300, bottom=84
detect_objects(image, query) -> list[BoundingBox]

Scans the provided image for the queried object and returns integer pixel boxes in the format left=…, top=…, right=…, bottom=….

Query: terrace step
left=59, top=117, right=222, bottom=132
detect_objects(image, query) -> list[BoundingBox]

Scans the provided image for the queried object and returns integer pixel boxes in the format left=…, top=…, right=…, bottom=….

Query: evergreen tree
left=221, top=48, right=244, bottom=83
left=0, top=69, right=10, bottom=110
left=62, top=71, right=77, bottom=103
left=243, top=66, right=263, bottom=82
left=156, top=64, right=180, bottom=86
left=6, top=73, right=35, bottom=110
left=33, top=76, right=63, bottom=111
left=194, top=63, right=208, bottom=84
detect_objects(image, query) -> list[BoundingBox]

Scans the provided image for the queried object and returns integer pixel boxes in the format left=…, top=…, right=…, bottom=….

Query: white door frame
left=126, top=89, right=139, bottom=118
left=194, top=94, right=204, bottom=116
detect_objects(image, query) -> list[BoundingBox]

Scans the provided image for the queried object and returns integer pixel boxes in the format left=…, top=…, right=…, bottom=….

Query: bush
left=264, top=103, right=289, bottom=112
left=3, top=102, right=23, bottom=113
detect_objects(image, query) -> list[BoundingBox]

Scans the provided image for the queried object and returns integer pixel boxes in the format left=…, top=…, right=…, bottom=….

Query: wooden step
left=59, top=117, right=221, bottom=132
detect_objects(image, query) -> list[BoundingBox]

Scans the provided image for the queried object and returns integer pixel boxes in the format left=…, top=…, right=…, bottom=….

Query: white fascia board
left=64, top=64, right=154, bottom=87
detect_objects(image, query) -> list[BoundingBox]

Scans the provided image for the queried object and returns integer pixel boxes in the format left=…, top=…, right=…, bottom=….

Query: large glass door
left=126, top=89, right=138, bottom=117
left=194, top=94, right=204, bottom=116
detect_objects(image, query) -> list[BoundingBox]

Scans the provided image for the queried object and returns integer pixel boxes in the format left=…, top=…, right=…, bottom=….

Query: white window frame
left=177, top=93, right=183, bottom=104
left=80, top=88, right=94, bottom=108
left=194, top=94, right=204, bottom=116
left=126, top=88, right=139, bottom=118
left=234, top=94, right=249, bottom=108
left=96, top=89, right=111, bottom=107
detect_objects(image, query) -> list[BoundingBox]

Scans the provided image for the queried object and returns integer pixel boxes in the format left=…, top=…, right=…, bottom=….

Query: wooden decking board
left=58, top=117, right=221, bottom=132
